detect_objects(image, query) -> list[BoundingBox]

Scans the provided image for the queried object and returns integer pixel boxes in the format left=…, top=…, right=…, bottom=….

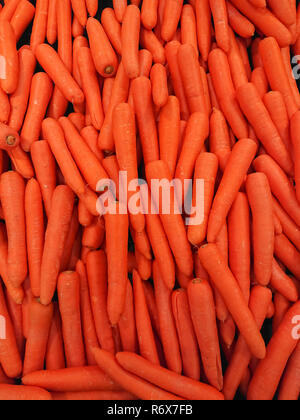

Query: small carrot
left=101, top=8, right=122, bottom=55
left=118, top=280, right=138, bottom=354
left=70, top=0, right=87, bottom=27
left=45, top=303, right=65, bottom=370
left=140, top=28, right=166, bottom=65
left=121, top=5, right=141, bottom=79
left=0, top=385, right=52, bottom=400
left=0, top=19, right=19, bottom=94
left=181, top=4, right=198, bottom=56
left=141, top=0, right=158, bottom=30
left=40, top=185, right=75, bottom=305
left=10, top=0, right=35, bottom=42
left=161, top=0, right=183, bottom=42
left=150, top=64, right=168, bottom=108
left=30, top=0, right=48, bottom=54
left=226, top=2, right=255, bottom=38
left=0, top=0, right=21, bottom=21
left=209, top=0, right=230, bottom=52
left=46, top=0, right=57, bottom=44
left=195, top=0, right=212, bottom=62
left=274, top=234, right=300, bottom=280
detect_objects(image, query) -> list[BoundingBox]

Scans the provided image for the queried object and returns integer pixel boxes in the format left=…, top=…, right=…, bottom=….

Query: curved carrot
left=10, top=0, right=35, bottom=42
left=47, top=0, right=57, bottom=44
left=0, top=385, right=52, bottom=400
left=101, top=8, right=122, bottom=55
left=0, top=20, right=19, bottom=94
left=248, top=301, right=300, bottom=400
left=71, top=0, right=87, bottom=27
left=30, top=0, right=48, bottom=54
left=198, top=243, right=266, bottom=360
left=161, top=0, right=183, bottom=42
left=209, top=0, right=230, bottom=52
left=226, top=2, right=255, bottom=38
left=271, top=258, right=299, bottom=303
left=85, top=250, right=115, bottom=354
left=121, top=5, right=141, bottom=79
left=140, top=28, right=165, bottom=65
left=118, top=279, right=138, bottom=354
left=227, top=29, right=249, bottom=90
left=40, top=185, right=75, bottom=305
left=45, top=303, right=65, bottom=370
left=150, top=64, right=168, bottom=108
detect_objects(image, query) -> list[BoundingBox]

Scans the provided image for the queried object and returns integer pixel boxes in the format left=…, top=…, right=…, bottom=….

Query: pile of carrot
left=0, top=0, right=299, bottom=402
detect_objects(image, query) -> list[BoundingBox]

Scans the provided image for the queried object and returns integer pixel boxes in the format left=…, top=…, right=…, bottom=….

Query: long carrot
left=118, top=279, right=138, bottom=354
left=45, top=302, right=65, bottom=370
left=46, top=0, right=57, bottom=44
left=30, top=0, right=48, bottom=53
left=40, top=185, right=75, bottom=305
left=181, top=4, right=198, bottom=56
left=10, top=0, right=35, bottom=42
left=0, top=19, right=19, bottom=95
left=209, top=0, right=230, bottom=53
left=198, top=243, right=266, bottom=360
left=0, top=385, right=52, bottom=400
left=195, top=0, right=212, bottom=62
left=121, top=5, right=140, bottom=79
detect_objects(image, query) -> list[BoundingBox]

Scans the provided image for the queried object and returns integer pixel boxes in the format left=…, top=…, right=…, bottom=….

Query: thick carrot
left=47, top=0, right=57, bottom=44
left=93, top=348, right=183, bottom=400
left=237, top=83, right=293, bottom=176
left=35, top=44, right=84, bottom=104
left=45, top=303, right=65, bottom=370
left=1, top=171, right=27, bottom=288
left=10, top=0, right=35, bottom=42
left=117, top=351, right=224, bottom=400
left=0, top=19, right=19, bottom=95
left=40, top=185, right=75, bottom=305
left=140, top=29, right=165, bottom=66
left=209, top=0, right=230, bottom=52
left=161, top=0, right=183, bottom=42
left=208, top=49, right=248, bottom=139
left=223, top=286, right=272, bottom=400
left=101, top=8, right=122, bottom=55
left=0, top=385, right=52, bottom=400
left=118, top=279, right=138, bottom=354
left=198, top=243, right=266, bottom=360
left=52, top=390, right=137, bottom=400
left=85, top=250, right=115, bottom=354
left=246, top=173, right=274, bottom=286
left=131, top=77, right=160, bottom=164
left=248, top=301, right=300, bottom=400
left=188, top=278, right=223, bottom=390
left=57, top=271, right=86, bottom=368
left=23, top=300, right=53, bottom=376
left=207, top=138, right=257, bottom=242
left=226, top=2, right=255, bottom=38
left=22, top=366, right=121, bottom=392
left=121, top=5, right=140, bottom=79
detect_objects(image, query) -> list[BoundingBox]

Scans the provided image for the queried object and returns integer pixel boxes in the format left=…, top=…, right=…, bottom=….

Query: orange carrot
left=209, top=108, right=231, bottom=172
left=0, top=0, right=21, bottom=21
left=45, top=303, right=65, bottom=370
left=195, top=0, right=212, bottom=62
left=273, top=197, right=300, bottom=252
left=118, top=280, right=138, bottom=353
left=30, top=0, right=48, bottom=53
left=71, top=0, right=87, bottom=27
left=121, top=5, right=141, bottom=79
left=271, top=258, right=299, bottom=303
left=209, top=0, right=230, bottom=52
left=150, top=64, right=168, bottom=108
left=47, top=0, right=57, bottom=44
left=278, top=341, right=300, bottom=401
left=101, top=8, right=122, bottom=55
left=161, top=0, right=183, bottom=42
left=226, top=2, right=255, bottom=38
left=140, top=28, right=166, bottom=65
left=274, top=234, right=300, bottom=280
left=250, top=66, right=269, bottom=99
left=0, top=19, right=19, bottom=94
left=141, top=0, right=158, bottom=30
left=181, top=4, right=198, bottom=56
left=0, top=385, right=52, bottom=400
left=10, top=0, right=35, bottom=42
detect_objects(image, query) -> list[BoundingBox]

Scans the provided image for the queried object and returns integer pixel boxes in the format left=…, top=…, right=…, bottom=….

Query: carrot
left=0, top=87, right=10, bottom=124
left=78, top=200, right=93, bottom=228
left=35, top=44, right=84, bottom=104
left=118, top=280, right=138, bottom=354
left=141, top=0, right=158, bottom=30
left=273, top=292, right=291, bottom=333
left=146, top=160, right=194, bottom=278
left=57, top=271, right=86, bottom=368
left=47, top=0, right=57, bottom=44
left=70, top=0, right=86, bottom=27
left=131, top=77, right=160, bottom=164
left=20, top=73, right=53, bottom=152
left=22, top=366, right=121, bottom=392
left=278, top=341, right=300, bottom=400
left=161, top=0, right=183, bottom=42
left=140, top=28, right=166, bottom=66
left=10, top=0, right=35, bottom=42
left=0, top=0, right=20, bottom=21
left=45, top=303, right=65, bottom=370
left=0, top=19, right=19, bottom=95
left=85, top=250, right=115, bottom=354
left=271, top=258, right=299, bottom=303
left=250, top=67, right=269, bottom=100
left=0, top=364, right=14, bottom=385
left=0, top=385, right=52, bottom=400
left=152, top=261, right=182, bottom=374
left=246, top=173, right=274, bottom=287
left=253, top=155, right=300, bottom=227
left=188, top=278, right=223, bottom=390
left=101, top=8, right=122, bottom=55
left=208, top=49, right=248, bottom=139
left=223, top=285, right=272, bottom=400
left=40, top=185, right=75, bottom=305
left=121, top=5, right=140, bottom=79
left=117, top=351, right=224, bottom=401
left=82, top=217, right=105, bottom=250
left=259, top=37, right=298, bottom=119
left=268, top=0, right=295, bottom=27
left=59, top=206, right=79, bottom=271
left=86, top=0, right=98, bottom=17
left=209, top=108, right=231, bottom=172
left=207, top=138, right=257, bottom=242
left=230, top=0, right=292, bottom=47
left=150, top=64, right=168, bottom=109
left=80, top=126, right=104, bottom=162
left=30, top=0, right=48, bottom=54
left=209, top=0, right=230, bottom=53
left=198, top=243, right=266, bottom=360
left=102, top=78, right=115, bottom=116
left=237, top=83, right=293, bottom=176
left=226, top=2, right=255, bottom=38
left=181, top=4, right=198, bottom=56
left=5, top=288, right=25, bottom=356
left=248, top=301, right=300, bottom=400
left=113, top=0, right=127, bottom=22
left=23, top=299, right=53, bottom=376
left=228, top=193, right=251, bottom=303
left=273, top=197, right=300, bottom=252
left=98, top=62, right=130, bottom=152
left=263, top=91, right=291, bottom=154
left=165, top=41, right=190, bottom=121
left=93, top=348, right=183, bottom=400
left=22, top=277, right=33, bottom=340
left=281, top=46, right=300, bottom=109
left=194, top=0, right=211, bottom=61
left=1, top=171, right=27, bottom=288
left=274, top=234, right=300, bottom=280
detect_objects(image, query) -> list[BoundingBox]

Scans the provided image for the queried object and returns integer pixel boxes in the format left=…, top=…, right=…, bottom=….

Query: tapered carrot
left=23, top=300, right=53, bottom=376
left=0, top=20, right=19, bottom=95
left=226, top=2, right=255, bottom=38
left=86, top=251, right=115, bottom=354
left=146, top=160, right=194, bottom=278
left=271, top=259, right=299, bottom=303
left=101, top=8, right=122, bottom=55
left=246, top=173, right=274, bottom=287
left=10, top=0, right=35, bottom=42
left=209, top=0, right=230, bottom=52
left=141, top=0, right=158, bottom=29
left=57, top=271, right=86, bottom=368
left=131, top=77, right=160, bottom=164
left=188, top=278, right=223, bottom=390
left=253, top=155, right=300, bottom=227
left=194, top=0, right=211, bottom=61
left=5, top=288, right=25, bottom=357
left=181, top=4, right=198, bottom=56
left=274, top=234, right=300, bottom=280
left=70, top=0, right=86, bottom=27
left=208, top=49, right=248, bottom=139
left=117, top=352, right=224, bottom=400
left=0, top=0, right=21, bottom=21
left=30, top=0, right=48, bottom=53
left=227, top=30, right=249, bottom=91
left=40, top=185, right=75, bottom=305
left=259, top=37, right=298, bottom=119
left=47, top=0, right=57, bottom=44
left=20, top=73, right=53, bottom=152
left=209, top=108, right=231, bottom=171
left=161, top=0, right=183, bottom=42
left=198, top=244, right=266, bottom=360
left=113, top=0, right=126, bottom=22
left=86, top=0, right=98, bottom=17
left=105, top=203, right=129, bottom=325
left=165, top=41, right=190, bottom=121
left=273, top=197, right=300, bottom=252
left=80, top=126, right=104, bottom=162
left=207, top=139, right=257, bottom=242
left=93, top=349, right=183, bottom=400
left=36, top=44, right=84, bottom=104
left=150, top=64, right=168, bottom=108
left=0, top=385, right=52, bottom=400
left=45, top=303, right=65, bottom=370
left=278, top=341, right=300, bottom=400
left=290, top=111, right=300, bottom=203
left=223, top=286, right=272, bottom=401
left=98, top=62, right=130, bottom=152
left=281, top=46, right=300, bottom=109
left=118, top=280, right=138, bottom=354
left=230, top=0, right=292, bottom=47
left=121, top=5, right=140, bottom=79
left=1, top=171, right=27, bottom=288
left=0, top=282, right=22, bottom=378
left=0, top=87, right=10, bottom=124
left=248, top=301, right=300, bottom=400
left=140, top=28, right=165, bottom=65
